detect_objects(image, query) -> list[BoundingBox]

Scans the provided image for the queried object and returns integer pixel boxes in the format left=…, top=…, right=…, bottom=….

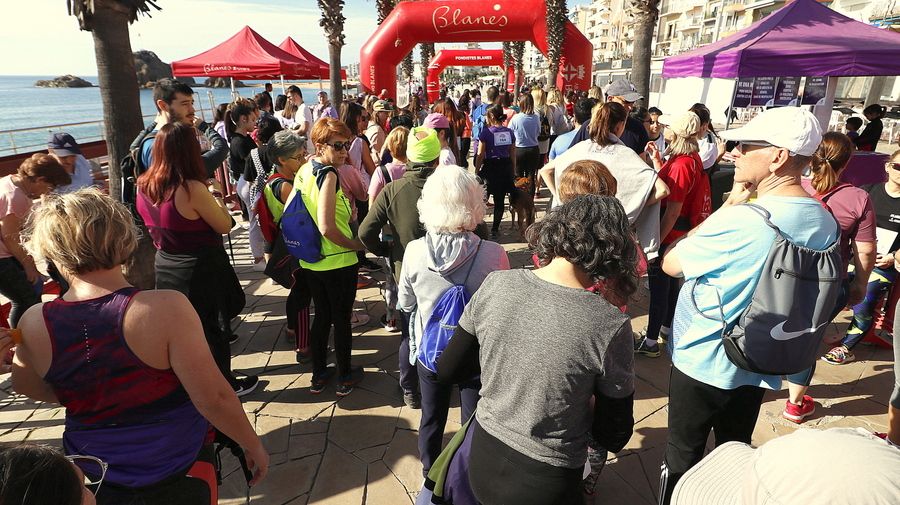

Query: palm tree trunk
left=89, top=2, right=154, bottom=289
left=328, top=43, right=343, bottom=105
left=90, top=3, right=142, bottom=202
left=630, top=1, right=660, bottom=109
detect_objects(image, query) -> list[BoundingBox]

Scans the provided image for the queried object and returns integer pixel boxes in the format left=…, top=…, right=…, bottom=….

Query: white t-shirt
left=297, top=103, right=314, bottom=133
left=697, top=134, right=718, bottom=170
left=440, top=147, right=457, bottom=167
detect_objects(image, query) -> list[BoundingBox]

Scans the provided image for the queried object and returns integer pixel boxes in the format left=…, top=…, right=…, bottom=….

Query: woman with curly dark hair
left=436, top=194, right=637, bottom=505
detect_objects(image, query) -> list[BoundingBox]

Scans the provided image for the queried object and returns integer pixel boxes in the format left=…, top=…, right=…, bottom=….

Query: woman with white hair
left=398, top=166, right=509, bottom=477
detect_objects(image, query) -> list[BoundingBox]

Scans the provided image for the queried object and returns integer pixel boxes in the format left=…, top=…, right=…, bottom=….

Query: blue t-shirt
left=549, top=129, right=579, bottom=160
left=508, top=113, right=540, bottom=148
left=670, top=195, right=839, bottom=390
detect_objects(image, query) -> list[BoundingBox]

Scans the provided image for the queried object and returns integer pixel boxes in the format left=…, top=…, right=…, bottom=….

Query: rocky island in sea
left=134, top=50, right=195, bottom=88
left=35, top=75, right=93, bottom=88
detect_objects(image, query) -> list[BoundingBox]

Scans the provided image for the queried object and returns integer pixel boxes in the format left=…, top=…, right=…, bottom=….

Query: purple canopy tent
left=662, top=0, right=900, bottom=127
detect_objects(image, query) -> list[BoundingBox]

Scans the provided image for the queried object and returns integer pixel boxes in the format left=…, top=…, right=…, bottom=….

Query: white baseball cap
left=671, top=428, right=900, bottom=505
left=720, top=107, right=822, bottom=157
left=657, top=111, right=701, bottom=139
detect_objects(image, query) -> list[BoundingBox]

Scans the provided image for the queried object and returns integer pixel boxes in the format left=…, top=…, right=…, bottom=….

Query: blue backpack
left=279, top=185, right=324, bottom=264
left=418, top=241, right=482, bottom=373
left=471, top=102, right=489, bottom=139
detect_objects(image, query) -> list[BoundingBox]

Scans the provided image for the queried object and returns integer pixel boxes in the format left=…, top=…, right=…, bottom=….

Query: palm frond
left=318, top=0, right=347, bottom=47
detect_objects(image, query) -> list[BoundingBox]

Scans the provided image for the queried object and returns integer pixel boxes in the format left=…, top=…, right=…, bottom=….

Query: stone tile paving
left=0, top=199, right=895, bottom=505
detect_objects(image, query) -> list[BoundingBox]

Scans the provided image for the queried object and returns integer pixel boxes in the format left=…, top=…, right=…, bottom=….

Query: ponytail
left=225, top=98, right=256, bottom=139
left=588, top=102, right=627, bottom=147
left=810, top=132, right=853, bottom=194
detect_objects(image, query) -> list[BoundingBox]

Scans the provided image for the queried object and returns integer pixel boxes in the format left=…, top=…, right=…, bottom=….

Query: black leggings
left=0, top=257, right=40, bottom=328
left=480, top=157, right=514, bottom=232
left=286, top=268, right=311, bottom=350
left=306, top=263, right=359, bottom=379
left=468, top=422, right=582, bottom=505
left=515, top=145, right=541, bottom=195
left=460, top=137, right=471, bottom=165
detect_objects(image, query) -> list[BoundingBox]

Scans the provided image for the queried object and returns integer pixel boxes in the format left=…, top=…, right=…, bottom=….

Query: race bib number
left=493, top=131, right=512, bottom=146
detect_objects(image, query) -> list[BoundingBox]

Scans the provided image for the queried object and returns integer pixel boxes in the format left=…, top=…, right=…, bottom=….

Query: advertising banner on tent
left=773, top=77, right=801, bottom=106
left=732, top=77, right=755, bottom=108
left=801, top=76, right=829, bottom=105
left=750, top=77, right=776, bottom=106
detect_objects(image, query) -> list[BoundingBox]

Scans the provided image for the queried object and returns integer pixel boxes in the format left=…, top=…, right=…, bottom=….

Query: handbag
left=264, top=234, right=299, bottom=289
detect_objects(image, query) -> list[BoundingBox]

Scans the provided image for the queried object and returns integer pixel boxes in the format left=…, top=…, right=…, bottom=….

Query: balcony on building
left=723, top=0, right=746, bottom=13
left=659, top=0, right=682, bottom=18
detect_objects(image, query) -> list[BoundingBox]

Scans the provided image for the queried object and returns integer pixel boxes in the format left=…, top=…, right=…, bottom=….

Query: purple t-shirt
left=478, top=126, right=516, bottom=160
left=801, top=178, right=876, bottom=272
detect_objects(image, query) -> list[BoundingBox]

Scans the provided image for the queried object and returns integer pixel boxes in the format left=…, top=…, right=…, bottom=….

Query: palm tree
left=319, top=0, right=346, bottom=104
left=628, top=0, right=660, bottom=108
left=66, top=0, right=157, bottom=203
left=513, top=42, right=526, bottom=91
left=545, top=0, right=568, bottom=86
left=67, top=0, right=158, bottom=289
left=420, top=42, right=435, bottom=99
left=502, top=41, right=512, bottom=90
left=375, top=0, right=394, bottom=23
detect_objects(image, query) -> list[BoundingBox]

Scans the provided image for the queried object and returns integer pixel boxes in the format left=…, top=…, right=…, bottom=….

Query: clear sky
left=5, top=0, right=591, bottom=76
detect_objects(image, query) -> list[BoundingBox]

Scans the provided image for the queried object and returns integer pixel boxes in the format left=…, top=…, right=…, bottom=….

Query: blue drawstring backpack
left=418, top=241, right=482, bottom=374
left=279, top=181, right=324, bottom=264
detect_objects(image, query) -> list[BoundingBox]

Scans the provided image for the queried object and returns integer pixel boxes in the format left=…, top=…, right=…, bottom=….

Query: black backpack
left=121, top=124, right=157, bottom=212
left=538, top=111, right=551, bottom=141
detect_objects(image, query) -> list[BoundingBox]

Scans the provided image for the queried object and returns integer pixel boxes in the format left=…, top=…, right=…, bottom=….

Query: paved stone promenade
left=0, top=198, right=895, bottom=505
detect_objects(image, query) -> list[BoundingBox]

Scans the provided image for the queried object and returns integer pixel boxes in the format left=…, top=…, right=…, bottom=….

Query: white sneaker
left=252, top=260, right=266, bottom=272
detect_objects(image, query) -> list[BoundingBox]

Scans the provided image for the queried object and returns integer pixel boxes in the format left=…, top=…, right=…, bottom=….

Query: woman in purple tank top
left=11, top=189, right=268, bottom=504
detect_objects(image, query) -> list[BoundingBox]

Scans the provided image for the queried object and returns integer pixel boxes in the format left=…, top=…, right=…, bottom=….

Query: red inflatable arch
left=360, top=0, right=592, bottom=100
left=426, top=49, right=514, bottom=102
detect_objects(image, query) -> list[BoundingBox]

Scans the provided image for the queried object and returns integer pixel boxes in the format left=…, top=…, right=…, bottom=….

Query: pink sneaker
left=782, top=395, right=816, bottom=424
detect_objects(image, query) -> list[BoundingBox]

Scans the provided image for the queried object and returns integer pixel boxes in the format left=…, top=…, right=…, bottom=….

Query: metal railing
left=0, top=114, right=157, bottom=156
left=0, top=90, right=223, bottom=157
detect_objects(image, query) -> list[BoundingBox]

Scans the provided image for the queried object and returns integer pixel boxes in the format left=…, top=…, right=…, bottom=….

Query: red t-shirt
left=659, top=152, right=711, bottom=244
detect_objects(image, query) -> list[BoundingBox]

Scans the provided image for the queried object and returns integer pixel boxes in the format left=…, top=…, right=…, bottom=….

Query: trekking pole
left=227, top=230, right=235, bottom=266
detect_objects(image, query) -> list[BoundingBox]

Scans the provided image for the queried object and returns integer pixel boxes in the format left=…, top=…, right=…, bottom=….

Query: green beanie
left=407, top=127, right=441, bottom=163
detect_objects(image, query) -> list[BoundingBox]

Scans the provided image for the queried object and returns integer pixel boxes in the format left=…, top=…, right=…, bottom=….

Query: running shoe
left=232, top=375, right=259, bottom=397
left=295, top=348, right=311, bottom=363
left=336, top=367, right=364, bottom=397
left=821, top=345, right=855, bottom=365
left=782, top=395, right=815, bottom=424
left=403, top=391, right=421, bottom=409
left=310, top=368, right=335, bottom=395
left=381, top=314, right=401, bottom=333
left=634, top=336, right=661, bottom=358
left=251, top=259, right=266, bottom=272
left=229, top=333, right=240, bottom=344
left=357, top=275, right=375, bottom=289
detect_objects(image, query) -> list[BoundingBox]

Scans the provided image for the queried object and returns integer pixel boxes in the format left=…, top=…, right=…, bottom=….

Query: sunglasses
left=736, top=141, right=796, bottom=157
left=67, top=454, right=108, bottom=493
left=326, top=141, right=351, bottom=151
left=887, top=162, right=900, bottom=171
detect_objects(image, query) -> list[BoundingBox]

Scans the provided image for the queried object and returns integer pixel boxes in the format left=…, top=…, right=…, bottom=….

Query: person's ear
left=156, top=99, right=169, bottom=113
left=769, top=148, right=793, bottom=174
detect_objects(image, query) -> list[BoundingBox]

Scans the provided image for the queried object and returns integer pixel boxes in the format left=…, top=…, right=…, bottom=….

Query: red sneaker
left=782, top=395, right=816, bottom=424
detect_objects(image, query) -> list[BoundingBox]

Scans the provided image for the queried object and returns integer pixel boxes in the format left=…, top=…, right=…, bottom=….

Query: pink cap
left=423, top=113, right=450, bottom=129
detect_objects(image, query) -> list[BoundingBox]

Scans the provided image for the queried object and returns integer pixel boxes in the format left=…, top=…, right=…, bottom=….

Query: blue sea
left=0, top=75, right=325, bottom=156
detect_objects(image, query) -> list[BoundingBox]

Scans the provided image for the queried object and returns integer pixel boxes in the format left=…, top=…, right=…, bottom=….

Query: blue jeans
left=0, top=257, right=40, bottom=327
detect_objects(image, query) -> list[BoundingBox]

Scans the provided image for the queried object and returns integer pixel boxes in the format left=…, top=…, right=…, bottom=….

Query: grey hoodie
left=398, top=231, right=510, bottom=365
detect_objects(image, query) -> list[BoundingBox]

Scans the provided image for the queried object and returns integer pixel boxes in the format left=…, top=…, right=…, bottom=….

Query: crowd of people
left=1, top=76, right=900, bottom=505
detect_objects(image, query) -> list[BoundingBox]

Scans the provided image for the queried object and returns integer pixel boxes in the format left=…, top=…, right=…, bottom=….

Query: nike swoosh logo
left=770, top=321, right=827, bottom=341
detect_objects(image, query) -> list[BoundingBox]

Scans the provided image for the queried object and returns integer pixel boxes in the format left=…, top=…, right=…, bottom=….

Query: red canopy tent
left=278, top=37, right=347, bottom=80
left=171, top=26, right=318, bottom=84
